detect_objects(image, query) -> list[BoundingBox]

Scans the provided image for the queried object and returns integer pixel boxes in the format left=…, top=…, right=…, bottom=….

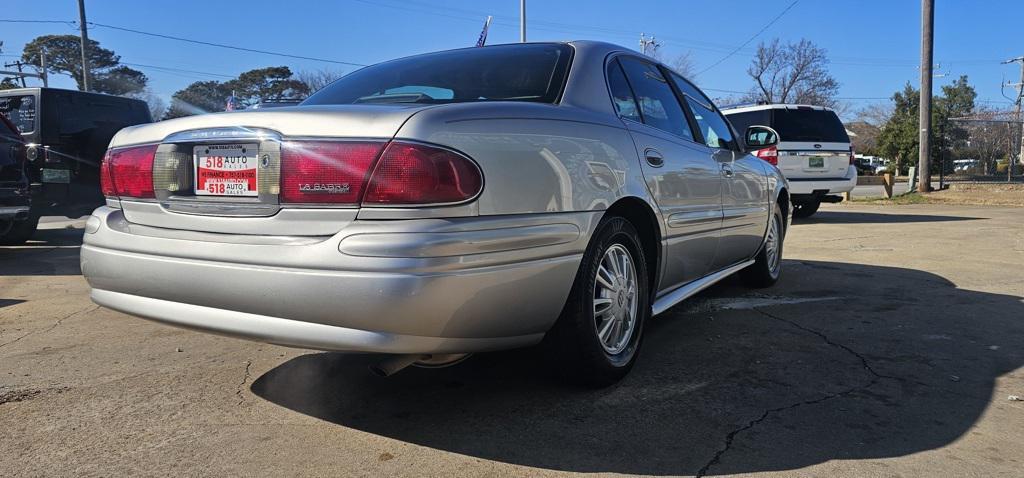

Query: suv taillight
left=101, top=145, right=158, bottom=199
left=280, top=140, right=482, bottom=206
left=754, top=145, right=778, bottom=166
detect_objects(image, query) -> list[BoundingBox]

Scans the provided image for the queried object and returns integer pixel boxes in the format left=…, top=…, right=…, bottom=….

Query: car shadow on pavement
left=0, top=226, right=83, bottom=276
left=796, top=210, right=982, bottom=224
left=251, top=260, right=1024, bottom=476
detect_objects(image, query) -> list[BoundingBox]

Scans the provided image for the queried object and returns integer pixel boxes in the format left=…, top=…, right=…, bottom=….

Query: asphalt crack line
left=695, top=307, right=899, bottom=477
left=754, top=308, right=900, bottom=381
left=236, top=360, right=252, bottom=405
left=0, top=305, right=99, bottom=350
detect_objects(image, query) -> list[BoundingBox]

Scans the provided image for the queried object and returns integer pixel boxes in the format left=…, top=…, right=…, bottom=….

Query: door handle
left=644, top=148, right=664, bottom=167
left=721, top=164, right=734, bottom=178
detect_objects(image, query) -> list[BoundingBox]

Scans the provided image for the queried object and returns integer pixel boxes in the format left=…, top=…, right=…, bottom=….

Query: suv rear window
left=726, top=108, right=849, bottom=143
left=0, top=95, right=36, bottom=134
left=303, top=44, right=572, bottom=106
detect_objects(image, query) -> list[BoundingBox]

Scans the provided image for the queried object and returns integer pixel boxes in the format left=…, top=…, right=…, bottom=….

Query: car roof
left=0, top=87, right=145, bottom=103
left=721, top=103, right=837, bottom=114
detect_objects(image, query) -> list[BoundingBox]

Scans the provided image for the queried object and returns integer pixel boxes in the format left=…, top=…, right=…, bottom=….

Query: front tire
left=544, top=215, right=650, bottom=387
left=740, top=204, right=784, bottom=288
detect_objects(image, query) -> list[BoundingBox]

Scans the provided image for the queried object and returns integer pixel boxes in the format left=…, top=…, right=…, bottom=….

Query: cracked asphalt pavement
left=2, top=204, right=1023, bottom=477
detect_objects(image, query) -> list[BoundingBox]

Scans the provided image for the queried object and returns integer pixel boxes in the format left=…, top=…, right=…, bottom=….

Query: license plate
left=41, top=168, right=71, bottom=183
left=194, top=144, right=258, bottom=197
left=808, top=156, right=825, bottom=168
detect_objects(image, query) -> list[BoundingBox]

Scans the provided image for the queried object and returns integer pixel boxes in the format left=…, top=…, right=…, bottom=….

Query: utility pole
left=1004, top=56, right=1024, bottom=182
left=77, top=0, right=91, bottom=92
left=639, top=33, right=660, bottom=58
left=918, top=0, right=934, bottom=193
left=519, top=0, right=526, bottom=43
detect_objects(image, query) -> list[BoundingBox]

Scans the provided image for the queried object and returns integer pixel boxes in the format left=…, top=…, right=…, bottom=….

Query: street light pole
left=520, top=0, right=526, bottom=43
left=917, top=0, right=934, bottom=193
left=77, top=0, right=91, bottom=92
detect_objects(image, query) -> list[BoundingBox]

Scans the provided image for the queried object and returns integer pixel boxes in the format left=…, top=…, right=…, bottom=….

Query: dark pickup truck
left=0, top=88, right=152, bottom=244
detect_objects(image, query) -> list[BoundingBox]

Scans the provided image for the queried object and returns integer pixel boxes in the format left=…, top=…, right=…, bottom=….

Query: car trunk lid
left=113, top=105, right=432, bottom=236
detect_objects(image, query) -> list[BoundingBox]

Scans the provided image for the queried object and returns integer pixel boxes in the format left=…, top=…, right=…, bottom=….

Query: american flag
left=475, top=16, right=492, bottom=47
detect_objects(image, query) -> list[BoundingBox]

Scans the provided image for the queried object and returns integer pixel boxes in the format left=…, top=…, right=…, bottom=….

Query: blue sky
left=2, top=0, right=1021, bottom=118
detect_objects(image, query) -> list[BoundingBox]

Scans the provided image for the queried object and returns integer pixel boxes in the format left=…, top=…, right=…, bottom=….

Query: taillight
left=754, top=145, right=778, bottom=166
left=102, top=145, right=158, bottom=199
left=280, top=141, right=385, bottom=204
left=363, top=142, right=482, bottom=205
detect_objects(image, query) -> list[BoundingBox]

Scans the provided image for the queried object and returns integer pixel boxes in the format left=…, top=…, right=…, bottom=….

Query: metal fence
left=939, top=115, right=1024, bottom=187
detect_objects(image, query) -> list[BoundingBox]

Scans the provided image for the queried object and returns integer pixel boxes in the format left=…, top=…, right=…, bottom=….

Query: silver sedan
left=82, top=41, right=788, bottom=385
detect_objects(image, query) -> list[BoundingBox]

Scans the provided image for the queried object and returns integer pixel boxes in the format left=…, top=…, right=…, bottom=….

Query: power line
left=696, top=0, right=799, bottom=76
left=119, top=62, right=235, bottom=79
left=86, top=21, right=367, bottom=67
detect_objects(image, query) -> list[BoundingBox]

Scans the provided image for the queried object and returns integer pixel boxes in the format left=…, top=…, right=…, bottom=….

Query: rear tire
left=740, top=204, right=784, bottom=288
left=791, top=199, right=820, bottom=219
left=0, top=214, right=39, bottom=246
left=544, top=215, right=650, bottom=387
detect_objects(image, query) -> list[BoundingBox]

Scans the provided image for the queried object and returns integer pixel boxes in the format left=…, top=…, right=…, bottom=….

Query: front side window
left=670, top=74, right=735, bottom=149
left=303, top=43, right=572, bottom=105
left=617, top=57, right=695, bottom=141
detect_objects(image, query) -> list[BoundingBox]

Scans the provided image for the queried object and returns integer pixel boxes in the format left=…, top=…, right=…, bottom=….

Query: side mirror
left=744, top=125, right=779, bottom=152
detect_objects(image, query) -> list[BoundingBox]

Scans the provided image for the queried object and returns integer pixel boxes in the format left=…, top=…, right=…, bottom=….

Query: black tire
left=740, top=204, right=784, bottom=288
left=0, top=214, right=39, bottom=246
left=543, top=215, right=650, bottom=387
left=791, top=199, right=820, bottom=219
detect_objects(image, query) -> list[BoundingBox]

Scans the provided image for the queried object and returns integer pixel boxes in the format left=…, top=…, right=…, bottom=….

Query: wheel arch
left=602, top=196, right=662, bottom=298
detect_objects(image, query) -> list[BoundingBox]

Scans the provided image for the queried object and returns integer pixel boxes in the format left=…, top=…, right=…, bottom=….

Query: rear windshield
left=303, top=43, right=572, bottom=106
left=772, top=109, right=849, bottom=143
left=0, top=95, right=36, bottom=134
left=726, top=108, right=849, bottom=143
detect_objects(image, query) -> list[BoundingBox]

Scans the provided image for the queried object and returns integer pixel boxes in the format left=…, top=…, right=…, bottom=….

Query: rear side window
left=617, top=57, right=694, bottom=141
left=670, top=74, right=735, bottom=149
left=303, top=43, right=572, bottom=105
left=771, top=109, right=850, bottom=143
left=0, top=95, right=36, bottom=134
left=723, top=110, right=771, bottom=137
left=606, top=59, right=640, bottom=122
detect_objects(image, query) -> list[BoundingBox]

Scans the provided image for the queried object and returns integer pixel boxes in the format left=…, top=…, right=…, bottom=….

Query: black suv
left=0, top=88, right=152, bottom=244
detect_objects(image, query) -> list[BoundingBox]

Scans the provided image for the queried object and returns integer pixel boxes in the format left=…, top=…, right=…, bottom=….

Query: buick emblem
left=261, top=154, right=270, bottom=168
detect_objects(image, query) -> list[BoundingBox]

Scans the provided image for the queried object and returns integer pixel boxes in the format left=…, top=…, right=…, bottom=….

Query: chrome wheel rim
left=765, top=213, right=782, bottom=276
left=594, top=244, right=638, bottom=355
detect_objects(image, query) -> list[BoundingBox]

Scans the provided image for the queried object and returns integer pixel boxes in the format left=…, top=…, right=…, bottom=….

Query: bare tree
left=126, top=89, right=166, bottom=121
left=670, top=52, right=696, bottom=78
left=746, top=38, right=839, bottom=107
left=856, top=102, right=894, bottom=126
left=297, top=69, right=346, bottom=94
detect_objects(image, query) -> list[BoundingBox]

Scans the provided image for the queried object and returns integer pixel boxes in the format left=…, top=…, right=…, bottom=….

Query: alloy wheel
left=593, top=243, right=639, bottom=355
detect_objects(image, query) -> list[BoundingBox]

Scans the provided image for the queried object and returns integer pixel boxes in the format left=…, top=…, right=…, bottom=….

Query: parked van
left=724, top=104, right=856, bottom=218
left=0, top=88, right=151, bottom=243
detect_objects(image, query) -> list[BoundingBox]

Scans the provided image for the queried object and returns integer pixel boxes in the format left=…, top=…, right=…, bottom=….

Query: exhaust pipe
left=369, top=354, right=428, bottom=377
left=369, top=353, right=471, bottom=377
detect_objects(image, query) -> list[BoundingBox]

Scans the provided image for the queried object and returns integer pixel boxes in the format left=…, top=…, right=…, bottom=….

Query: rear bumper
left=787, top=166, right=857, bottom=196
left=81, top=207, right=595, bottom=354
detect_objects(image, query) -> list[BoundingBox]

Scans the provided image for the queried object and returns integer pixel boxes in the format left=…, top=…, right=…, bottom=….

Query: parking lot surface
left=2, top=203, right=1023, bottom=477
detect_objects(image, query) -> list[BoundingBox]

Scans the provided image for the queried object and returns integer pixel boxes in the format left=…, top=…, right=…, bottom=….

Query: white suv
left=724, top=104, right=856, bottom=218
